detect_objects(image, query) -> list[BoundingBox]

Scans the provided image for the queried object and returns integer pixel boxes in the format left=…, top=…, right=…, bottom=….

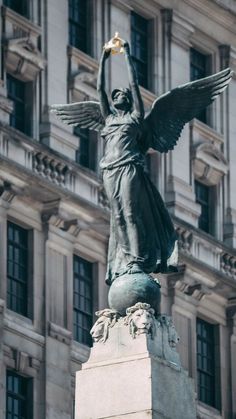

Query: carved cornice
left=2, top=6, right=42, bottom=39
left=192, top=142, right=228, bottom=186
left=5, top=37, right=46, bottom=82
left=3, top=344, right=41, bottom=376
left=0, top=180, right=16, bottom=204
left=48, top=321, right=72, bottom=345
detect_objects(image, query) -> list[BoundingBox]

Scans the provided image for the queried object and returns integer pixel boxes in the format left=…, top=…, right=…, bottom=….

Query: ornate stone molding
left=68, top=46, right=99, bottom=101
left=5, top=37, right=46, bottom=82
left=192, top=142, right=228, bottom=186
left=3, top=344, right=41, bottom=376
left=48, top=321, right=72, bottom=345
left=0, top=180, right=16, bottom=204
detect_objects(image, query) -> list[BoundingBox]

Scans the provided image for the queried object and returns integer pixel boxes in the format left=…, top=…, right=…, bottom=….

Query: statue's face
left=90, top=316, right=107, bottom=341
left=112, top=91, right=131, bottom=111
left=132, top=309, right=153, bottom=333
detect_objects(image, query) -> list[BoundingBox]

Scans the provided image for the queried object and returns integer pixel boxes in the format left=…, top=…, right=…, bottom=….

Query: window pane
left=7, top=222, right=29, bottom=316
left=7, top=75, right=30, bottom=135
left=6, top=371, right=32, bottom=419
left=131, top=12, right=149, bottom=89
left=195, top=180, right=210, bottom=233
left=190, top=48, right=209, bottom=123
left=73, top=255, right=93, bottom=346
left=3, top=0, right=29, bottom=18
left=69, top=0, right=89, bottom=54
left=197, top=318, right=218, bottom=408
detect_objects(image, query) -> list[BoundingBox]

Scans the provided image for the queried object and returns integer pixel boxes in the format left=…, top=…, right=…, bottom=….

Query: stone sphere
left=108, top=272, right=161, bottom=316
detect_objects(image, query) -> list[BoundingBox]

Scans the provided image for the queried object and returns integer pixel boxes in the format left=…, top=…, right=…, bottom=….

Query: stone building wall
left=0, top=0, right=236, bottom=418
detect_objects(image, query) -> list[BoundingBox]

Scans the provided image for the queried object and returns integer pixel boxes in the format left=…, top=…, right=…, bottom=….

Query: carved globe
left=108, top=272, right=161, bottom=316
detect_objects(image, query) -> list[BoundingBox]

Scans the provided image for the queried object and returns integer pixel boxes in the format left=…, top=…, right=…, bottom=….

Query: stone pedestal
left=75, top=310, right=196, bottom=419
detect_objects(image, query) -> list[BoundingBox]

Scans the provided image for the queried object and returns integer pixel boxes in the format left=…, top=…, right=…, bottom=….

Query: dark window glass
left=73, top=255, right=93, bottom=346
left=7, top=222, right=28, bottom=316
left=3, top=0, right=29, bottom=18
left=131, top=12, right=149, bottom=89
left=195, top=180, right=210, bottom=233
left=7, top=74, right=31, bottom=136
left=197, top=319, right=220, bottom=409
left=6, top=371, right=32, bottom=419
left=190, top=48, right=209, bottom=124
left=75, top=127, right=97, bottom=171
left=69, top=0, right=90, bottom=54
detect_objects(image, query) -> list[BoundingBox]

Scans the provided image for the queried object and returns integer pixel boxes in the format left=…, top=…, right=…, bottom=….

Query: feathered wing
left=141, top=68, right=233, bottom=153
left=50, top=101, right=105, bottom=132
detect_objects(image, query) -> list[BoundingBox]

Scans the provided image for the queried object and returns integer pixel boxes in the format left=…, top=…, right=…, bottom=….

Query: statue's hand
left=123, top=41, right=131, bottom=55
left=102, top=48, right=111, bottom=60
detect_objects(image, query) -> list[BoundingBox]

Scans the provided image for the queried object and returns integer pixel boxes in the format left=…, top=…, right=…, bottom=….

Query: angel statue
left=51, top=34, right=232, bottom=286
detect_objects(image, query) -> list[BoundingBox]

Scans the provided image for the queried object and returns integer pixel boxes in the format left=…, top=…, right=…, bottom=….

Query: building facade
left=0, top=0, right=236, bottom=418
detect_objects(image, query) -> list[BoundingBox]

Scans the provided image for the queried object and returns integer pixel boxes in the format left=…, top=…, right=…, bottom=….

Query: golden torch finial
left=104, top=32, right=125, bottom=55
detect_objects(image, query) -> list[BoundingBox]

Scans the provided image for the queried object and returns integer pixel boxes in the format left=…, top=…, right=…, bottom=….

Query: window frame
left=194, top=180, right=216, bottom=236
left=6, top=370, right=33, bottom=419
left=7, top=220, right=33, bottom=319
left=75, top=127, right=98, bottom=172
left=73, top=255, right=93, bottom=347
left=196, top=317, right=221, bottom=411
left=190, top=47, right=212, bottom=126
left=7, top=74, right=33, bottom=136
left=68, top=0, right=92, bottom=55
left=131, top=11, right=152, bottom=90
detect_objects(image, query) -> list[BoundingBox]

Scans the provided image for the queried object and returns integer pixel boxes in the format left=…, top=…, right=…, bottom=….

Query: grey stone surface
left=75, top=315, right=196, bottom=419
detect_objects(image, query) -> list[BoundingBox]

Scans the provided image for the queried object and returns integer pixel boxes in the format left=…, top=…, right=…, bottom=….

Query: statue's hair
left=111, top=87, right=133, bottom=109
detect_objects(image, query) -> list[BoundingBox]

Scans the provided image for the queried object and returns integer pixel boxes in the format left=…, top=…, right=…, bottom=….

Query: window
left=69, top=0, right=90, bottom=54
left=6, top=371, right=33, bottom=419
left=7, top=222, right=29, bottom=317
left=3, top=0, right=29, bottom=18
left=131, top=12, right=149, bottom=89
left=195, top=180, right=212, bottom=234
left=197, top=318, right=221, bottom=409
left=7, top=74, right=32, bottom=136
left=75, top=127, right=97, bottom=171
left=190, top=48, right=211, bottom=124
left=73, top=255, right=93, bottom=346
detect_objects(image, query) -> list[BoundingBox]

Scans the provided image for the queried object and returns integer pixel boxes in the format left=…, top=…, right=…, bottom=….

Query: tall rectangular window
left=73, top=255, right=93, bottom=346
left=131, top=12, right=149, bottom=89
left=75, top=127, right=97, bottom=171
left=3, top=0, right=29, bottom=18
left=195, top=180, right=210, bottom=234
left=7, top=222, right=29, bottom=317
left=7, top=74, right=32, bottom=136
left=190, top=48, right=211, bottom=124
left=6, top=371, right=33, bottom=419
left=197, top=318, right=221, bottom=409
left=69, top=0, right=90, bottom=54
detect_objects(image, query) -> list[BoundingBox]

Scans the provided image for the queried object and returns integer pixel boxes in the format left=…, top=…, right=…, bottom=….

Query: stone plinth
left=75, top=312, right=196, bottom=419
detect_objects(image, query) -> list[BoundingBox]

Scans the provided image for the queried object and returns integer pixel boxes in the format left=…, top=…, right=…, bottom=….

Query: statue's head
left=125, top=303, right=156, bottom=339
left=111, top=87, right=133, bottom=111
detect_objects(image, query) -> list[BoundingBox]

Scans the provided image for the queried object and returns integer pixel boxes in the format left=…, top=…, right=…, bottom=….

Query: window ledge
left=197, top=401, right=222, bottom=419
left=2, top=6, right=41, bottom=38
left=68, top=46, right=99, bottom=101
left=190, top=118, right=224, bottom=148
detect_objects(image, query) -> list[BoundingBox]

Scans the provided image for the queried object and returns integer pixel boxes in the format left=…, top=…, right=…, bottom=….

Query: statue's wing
left=50, top=101, right=105, bottom=132
left=142, top=68, right=233, bottom=153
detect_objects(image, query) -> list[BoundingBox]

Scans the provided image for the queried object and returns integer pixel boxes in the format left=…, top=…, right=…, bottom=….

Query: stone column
left=161, top=10, right=200, bottom=227
left=75, top=305, right=196, bottom=419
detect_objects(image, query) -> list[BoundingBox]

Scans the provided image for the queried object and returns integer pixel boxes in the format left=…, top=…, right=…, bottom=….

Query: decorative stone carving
left=90, top=309, right=120, bottom=343
left=5, top=37, right=46, bottom=82
left=48, top=321, right=72, bottom=345
left=158, top=315, right=180, bottom=349
left=124, top=302, right=156, bottom=339
left=33, top=152, right=71, bottom=187
left=192, top=141, right=228, bottom=186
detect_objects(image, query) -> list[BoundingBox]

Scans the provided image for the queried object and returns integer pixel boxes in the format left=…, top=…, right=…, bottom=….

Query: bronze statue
left=51, top=34, right=232, bottom=287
